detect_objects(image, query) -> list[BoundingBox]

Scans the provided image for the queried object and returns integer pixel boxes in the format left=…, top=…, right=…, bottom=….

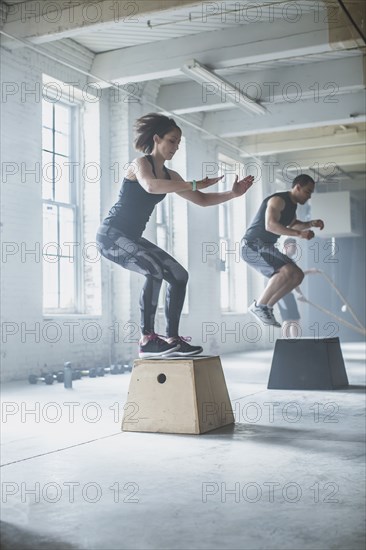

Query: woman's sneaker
left=167, top=336, right=203, bottom=357
left=248, top=300, right=281, bottom=327
left=139, top=333, right=180, bottom=358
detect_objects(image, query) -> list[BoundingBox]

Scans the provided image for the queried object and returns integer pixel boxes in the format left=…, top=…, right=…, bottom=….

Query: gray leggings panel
left=96, top=224, right=188, bottom=336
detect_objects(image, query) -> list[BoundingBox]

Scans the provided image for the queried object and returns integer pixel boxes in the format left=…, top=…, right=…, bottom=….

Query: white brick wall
left=1, top=44, right=270, bottom=383
left=105, top=90, right=141, bottom=364
left=0, top=43, right=113, bottom=381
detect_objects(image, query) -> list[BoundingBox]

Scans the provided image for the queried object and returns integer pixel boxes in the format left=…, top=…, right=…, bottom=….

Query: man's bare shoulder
left=267, top=195, right=286, bottom=210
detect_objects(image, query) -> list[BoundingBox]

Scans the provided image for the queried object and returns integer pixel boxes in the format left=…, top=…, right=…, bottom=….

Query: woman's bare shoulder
left=125, top=156, right=149, bottom=181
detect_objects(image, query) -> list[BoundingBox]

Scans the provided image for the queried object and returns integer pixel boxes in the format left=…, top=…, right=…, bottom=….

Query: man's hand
left=299, top=229, right=315, bottom=240
left=310, top=219, right=324, bottom=230
left=232, top=175, right=255, bottom=197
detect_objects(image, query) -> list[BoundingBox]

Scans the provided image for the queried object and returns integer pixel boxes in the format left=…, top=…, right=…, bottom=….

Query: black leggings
left=96, top=223, right=188, bottom=337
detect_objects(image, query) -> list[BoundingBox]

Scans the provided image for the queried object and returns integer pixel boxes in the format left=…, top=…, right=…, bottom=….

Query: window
left=41, top=75, right=102, bottom=315
left=82, top=100, right=102, bottom=316
left=218, top=154, right=247, bottom=312
left=156, top=137, right=189, bottom=313
left=42, top=98, right=79, bottom=312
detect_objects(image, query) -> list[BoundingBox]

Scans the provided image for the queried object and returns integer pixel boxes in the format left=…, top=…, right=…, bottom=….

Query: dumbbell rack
left=28, top=363, right=132, bottom=385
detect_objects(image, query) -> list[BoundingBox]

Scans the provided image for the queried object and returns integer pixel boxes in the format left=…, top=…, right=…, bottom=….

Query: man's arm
left=265, top=197, right=315, bottom=239
left=290, top=219, right=324, bottom=231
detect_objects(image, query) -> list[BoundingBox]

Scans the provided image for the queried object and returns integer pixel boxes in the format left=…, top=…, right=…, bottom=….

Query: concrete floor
left=1, top=342, right=365, bottom=550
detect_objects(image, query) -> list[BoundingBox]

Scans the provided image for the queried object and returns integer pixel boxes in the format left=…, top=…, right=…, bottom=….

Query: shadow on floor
left=201, top=422, right=365, bottom=446
left=333, top=384, right=366, bottom=393
left=0, top=521, right=81, bottom=550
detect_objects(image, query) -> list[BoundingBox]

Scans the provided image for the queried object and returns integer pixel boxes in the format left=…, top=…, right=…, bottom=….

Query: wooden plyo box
left=268, top=337, right=349, bottom=390
left=122, top=356, right=234, bottom=434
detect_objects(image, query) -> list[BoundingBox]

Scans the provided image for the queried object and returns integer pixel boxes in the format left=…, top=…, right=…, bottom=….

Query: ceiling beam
left=157, top=55, right=365, bottom=114
left=202, top=91, right=366, bottom=137
left=239, top=130, right=366, bottom=157
left=1, top=0, right=202, bottom=47
left=274, top=146, right=366, bottom=170
left=89, top=13, right=332, bottom=87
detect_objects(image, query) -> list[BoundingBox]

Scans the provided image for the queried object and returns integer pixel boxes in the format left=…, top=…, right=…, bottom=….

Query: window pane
left=157, top=225, right=167, bottom=251
left=218, top=155, right=248, bottom=312
left=85, top=262, right=102, bottom=315
left=42, top=90, right=78, bottom=313
left=54, top=154, right=70, bottom=203
left=42, top=100, right=53, bottom=129
left=232, top=191, right=246, bottom=311
left=171, top=194, right=188, bottom=314
left=43, top=204, right=58, bottom=248
left=43, top=258, right=59, bottom=309
left=172, top=194, right=188, bottom=266
left=219, top=206, right=225, bottom=236
left=42, top=127, right=53, bottom=152
left=220, top=271, right=229, bottom=310
left=59, top=207, right=75, bottom=254
left=59, top=257, right=75, bottom=309
left=156, top=203, right=164, bottom=224
left=219, top=238, right=226, bottom=262
left=55, top=103, right=70, bottom=134
left=42, top=151, right=54, bottom=200
left=55, top=131, right=69, bottom=157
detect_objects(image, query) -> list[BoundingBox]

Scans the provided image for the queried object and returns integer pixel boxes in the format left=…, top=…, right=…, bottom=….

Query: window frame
left=218, top=154, right=247, bottom=313
left=155, top=137, right=189, bottom=314
left=42, top=89, right=83, bottom=314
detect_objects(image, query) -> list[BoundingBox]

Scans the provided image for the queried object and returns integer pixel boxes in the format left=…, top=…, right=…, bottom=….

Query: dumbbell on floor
left=81, top=365, right=127, bottom=377
left=110, top=364, right=132, bottom=374
left=28, top=374, right=54, bottom=385
left=110, top=364, right=122, bottom=375
left=28, top=365, right=126, bottom=385
left=54, top=370, right=81, bottom=383
left=56, top=371, right=64, bottom=383
left=77, top=367, right=102, bottom=378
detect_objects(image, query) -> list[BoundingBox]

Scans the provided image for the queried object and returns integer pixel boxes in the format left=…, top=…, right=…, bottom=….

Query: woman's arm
left=175, top=173, right=254, bottom=206
left=127, top=157, right=222, bottom=194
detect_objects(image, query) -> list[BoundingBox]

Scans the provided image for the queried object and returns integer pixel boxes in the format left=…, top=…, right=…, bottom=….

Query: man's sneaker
left=267, top=306, right=282, bottom=328
left=248, top=300, right=281, bottom=327
left=139, top=333, right=180, bottom=358
left=167, top=336, right=203, bottom=357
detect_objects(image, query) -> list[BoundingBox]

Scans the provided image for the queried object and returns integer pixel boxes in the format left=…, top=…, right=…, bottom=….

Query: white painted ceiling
left=2, top=0, right=365, bottom=192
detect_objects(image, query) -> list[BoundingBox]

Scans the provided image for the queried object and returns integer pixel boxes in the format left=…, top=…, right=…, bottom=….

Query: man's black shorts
left=241, top=238, right=295, bottom=279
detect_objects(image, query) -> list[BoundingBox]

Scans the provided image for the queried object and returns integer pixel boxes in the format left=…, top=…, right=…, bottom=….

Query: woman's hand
left=196, top=175, right=224, bottom=189
left=231, top=175, right=255, bottom=197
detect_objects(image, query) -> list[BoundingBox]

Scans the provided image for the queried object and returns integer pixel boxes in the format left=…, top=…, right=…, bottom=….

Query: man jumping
left=241, top=174, right=324, bottom=327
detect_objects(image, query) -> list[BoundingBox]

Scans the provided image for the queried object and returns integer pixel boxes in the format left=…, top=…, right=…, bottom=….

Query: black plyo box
left=267, top=337, right=349, bottom=390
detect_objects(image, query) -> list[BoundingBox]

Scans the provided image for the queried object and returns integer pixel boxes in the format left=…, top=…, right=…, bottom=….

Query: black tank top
left=244, top=191, right=297, bottom=244
left=104, top=155, right=169, bottom=238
